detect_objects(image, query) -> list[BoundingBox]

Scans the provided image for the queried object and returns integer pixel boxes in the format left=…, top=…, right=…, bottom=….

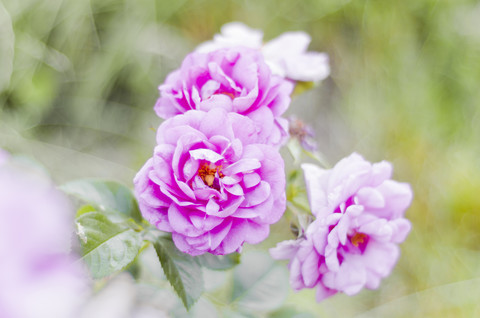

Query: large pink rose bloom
left=154, top=47, right=294, bottom=147
left=0, top=153, right=90, bottom=318
left=134, top=109, right=286, bottom=255
left=270, top=153, right=412, bottom=301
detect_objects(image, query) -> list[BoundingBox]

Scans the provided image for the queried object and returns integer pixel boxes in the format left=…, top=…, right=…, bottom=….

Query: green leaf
left=76, top=211, right=143, bottom=279
left=152, top=237, right=204, bottom=310
left=170, top=298, right=219, bottom=318
left=0, top=1, right=14, bottom=92
left=195, top=253, right=241, bottom=271
left=288, top=169, right=299, bottom=183
left=269, top=307, right=315, bottom=318
left=60, top=179, right=142, bottom=223
left=222, top=308, right=256, bottom=318
left=76, top=204, right=96, bottom=218
left=231, top=251, right=289, bottom=312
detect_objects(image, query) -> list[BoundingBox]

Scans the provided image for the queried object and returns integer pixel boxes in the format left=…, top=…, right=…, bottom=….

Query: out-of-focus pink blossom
left=155, top=47, right=294, bottom=147
left=0, top=153, right=90, bottom=318
left=134, top=109, right=286, bottom=256
left=270, top=153, right=412, bottom=301
left=288, top=116, right=318, bottom=151
left=0, top=148, right=9, bottom=164
left=196, top=22, right=330, bottom=82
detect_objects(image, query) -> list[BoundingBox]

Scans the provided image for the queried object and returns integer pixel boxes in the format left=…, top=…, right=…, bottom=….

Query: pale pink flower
left=0, top=153, right=90, bottom=318
left=196, top=22, right=330, bottom=82
left=270, top=153, right=412, bottom=301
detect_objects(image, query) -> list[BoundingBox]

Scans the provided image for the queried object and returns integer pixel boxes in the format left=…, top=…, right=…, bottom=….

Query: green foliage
left=269, top=307, right=315, bottom=318
left=76, top=211, right=143, bottom=279
left=75, top=204, right=97, bottom=218
left=60, top=179, right=142, bottom=223
left=152, top=236, right=204, bottom=310
left=222, top=309, right=257, bottom=318
left=0, top=1, right=14, bottom=93
left=195, top=253, right=241, bottom=271
left=231, top=251, right=289, bottom=313
left=63, top=179, right=146, bottom=279
left=62, top=178, right=243, bottom=311
left=149, top=236, right=242, bottom=311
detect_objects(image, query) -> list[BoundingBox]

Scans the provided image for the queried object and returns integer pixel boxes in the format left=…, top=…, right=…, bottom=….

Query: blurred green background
left=1, top=0, right=479, bottom=317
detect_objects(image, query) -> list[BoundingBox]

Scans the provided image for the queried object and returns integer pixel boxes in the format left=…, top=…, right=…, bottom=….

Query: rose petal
left=168, top=205, right=203, bottom=237
left=189, top=148, right=224, bottom=163
left=242, top=181, right=271, bottom=207
left=269, top=239, right=302, bottom=260
left=243, top=173, right=261, bottom=188
left=223, top=158, right=261, bottom=175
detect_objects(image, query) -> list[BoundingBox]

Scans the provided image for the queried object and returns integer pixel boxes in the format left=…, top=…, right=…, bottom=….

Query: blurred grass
left=1, top=0, right=479, bottom=316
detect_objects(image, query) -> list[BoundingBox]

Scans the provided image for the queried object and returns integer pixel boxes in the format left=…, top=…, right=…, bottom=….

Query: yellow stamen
left=198, top=163, right=224, bottom=188
left=351, top=233, right=368, bottom=247
left=222, top=92, right=235, bottom=99
left=204, top=174, right=215, bottom=187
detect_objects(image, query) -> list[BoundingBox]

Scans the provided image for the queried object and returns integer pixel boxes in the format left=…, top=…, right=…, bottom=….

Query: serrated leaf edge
left=76, top=212, right=142, bottom=278
left=153, top=240, right=202, bottom=310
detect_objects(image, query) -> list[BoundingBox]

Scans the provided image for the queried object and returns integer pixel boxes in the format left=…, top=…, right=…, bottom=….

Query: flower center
left=350, top=232, right=368, bottom=247
left=198, top=163, right=224, bottom=191
left=347, top=232, right=369, bottom=254
left=213, top=86, right=237, bottom=100
left=220, top=91, right=236, bottom=99
left=288, top=118, right=308, bottom=139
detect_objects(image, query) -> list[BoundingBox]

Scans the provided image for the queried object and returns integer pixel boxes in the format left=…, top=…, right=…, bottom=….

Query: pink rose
left=270, top=153, right=412, bottom=301
left=154, top=47, right=294, bottom=147
left=135, top=109, right=286, bottom=255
